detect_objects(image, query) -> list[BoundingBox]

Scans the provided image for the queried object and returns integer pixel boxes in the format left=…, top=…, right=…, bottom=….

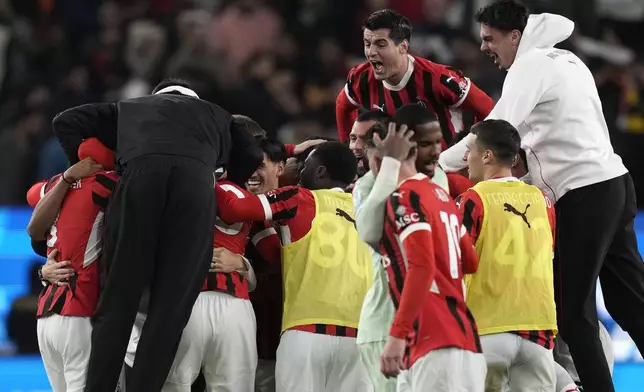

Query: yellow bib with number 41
left=466, top=180, right=558, bottom=336
left=280, top=189, right=373, bottom=332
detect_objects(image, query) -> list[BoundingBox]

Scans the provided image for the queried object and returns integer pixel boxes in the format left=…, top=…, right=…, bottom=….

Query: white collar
left=383, top=55, right=415, bottom=91
left=488, top=176, right=520, bottom=182
left=329, top=187, right=345, bottom=192
left=154, top=85, right=199, bottom=98
left=398, top=172, right=427, bottom=187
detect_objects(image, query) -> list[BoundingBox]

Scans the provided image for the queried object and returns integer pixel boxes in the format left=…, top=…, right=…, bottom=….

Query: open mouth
left=487, top=52, right=500, bottom=66
left=370, top=60, right=385, bottom=73
left=246, top=178, right=262, bottom=191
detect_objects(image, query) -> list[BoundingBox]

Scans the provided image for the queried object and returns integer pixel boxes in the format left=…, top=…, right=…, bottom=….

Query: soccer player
left=349, top=110, right=391, bottom=177
left=245, top=138, right=288, bottom=392
left=25, top=138, right=118, bottom=392
left=393, top=104, right=473, bottom=198
left=215, top=142, right=373, bottom=391
left=336, top=9, right=494, bottom=146
left=52, top=79, right=263, bottom=392
left=439, top=2, right=644, bottom=390
left=456, top=120, right=557, bottom=391
left=366, top=123, right=485, bottom=391
left=352, top=121, right=415, bottom=392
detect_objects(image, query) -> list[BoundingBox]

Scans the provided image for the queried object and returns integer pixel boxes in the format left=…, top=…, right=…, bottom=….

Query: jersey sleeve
left=216, top=184, right=303, bottom=225
left=446, top=173, right=474, bottom=199
left=92, top=171, right=118, bottom=211
left=455, top=190, right=484, bottom=243
left=284, top=144, right=296, bottom=158
left=337, top=66, right=364, bottom=142
left=250, top=221, right=281, bottom=266
left=434, top=65, right=495, bottom=118
left=26, top=181, right=48, bottom=208
left=388, top=188, right=437, bottom=339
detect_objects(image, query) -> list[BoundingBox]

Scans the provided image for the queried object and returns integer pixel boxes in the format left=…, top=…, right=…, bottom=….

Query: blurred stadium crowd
left=0, top=0, right=642, bottom=206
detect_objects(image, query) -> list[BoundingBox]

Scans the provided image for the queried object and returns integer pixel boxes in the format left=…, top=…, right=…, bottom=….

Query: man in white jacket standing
left=439, top=1, right=644, bottom=391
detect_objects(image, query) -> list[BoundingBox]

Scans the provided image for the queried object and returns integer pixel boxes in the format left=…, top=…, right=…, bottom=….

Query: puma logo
left=336, top=208, right=357, bottom=228
left=503, top=203, right=531, bottom=228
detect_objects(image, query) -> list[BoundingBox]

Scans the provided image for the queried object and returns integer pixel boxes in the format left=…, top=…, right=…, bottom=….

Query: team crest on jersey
left=434, top=187, right=449, bottom=203
left=396, top=205, right=407, bottom=216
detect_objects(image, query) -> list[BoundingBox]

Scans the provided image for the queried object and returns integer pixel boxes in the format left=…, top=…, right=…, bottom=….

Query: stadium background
left=0, top=0, right=642, bottom=390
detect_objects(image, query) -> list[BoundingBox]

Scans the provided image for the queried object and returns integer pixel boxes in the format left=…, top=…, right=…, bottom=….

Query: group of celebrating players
left=24, top=1, right=640, bottom=392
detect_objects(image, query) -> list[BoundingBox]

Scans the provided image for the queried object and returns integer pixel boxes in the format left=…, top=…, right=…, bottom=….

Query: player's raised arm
left=52, top=102, right=118, bottom=165
left=216, top=184, right=301, bottom=225
left=436, top=66, right=494, bottom=119
left=388, top=192, right=436, bottom=339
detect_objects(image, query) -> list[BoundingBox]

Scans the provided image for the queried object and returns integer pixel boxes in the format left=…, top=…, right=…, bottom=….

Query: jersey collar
left=383, top=55, right=415, bottom=91
left=398, top=172, right=427, bottom=187
left=329, top=187, right=345, bottom=192
left=488, top=176, right=520, bottom=182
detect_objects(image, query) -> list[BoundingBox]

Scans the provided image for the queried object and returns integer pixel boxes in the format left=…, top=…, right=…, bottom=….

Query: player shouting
left=336, top=9, right=494, bottom=147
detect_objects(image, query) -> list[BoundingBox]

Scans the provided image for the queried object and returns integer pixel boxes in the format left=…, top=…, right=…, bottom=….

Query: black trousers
left=554, top=173, right=644, bottom=392
left=85, top=155, right=216, bottom=392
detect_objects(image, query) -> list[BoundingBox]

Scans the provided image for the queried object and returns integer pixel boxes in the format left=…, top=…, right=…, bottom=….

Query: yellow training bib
left=280, top=189, right=373, bottom=331
left=466, top=180, right=558, bottom=336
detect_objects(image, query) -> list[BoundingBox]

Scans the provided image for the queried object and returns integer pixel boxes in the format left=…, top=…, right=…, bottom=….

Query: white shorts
left=275, top=330, right=372, bottom=392
left=555, top=361, right=580, bottom=392
left=406, top=347, right=486, bottom=392
left=255, top=359, right=276, bottom=392
left=481, top=333, right=555, bottom=392
left=37, top=315, right=92, bottom=392
left=163, top=291, right=257, bottom=392
left=357, top=341, right=397, bottom=392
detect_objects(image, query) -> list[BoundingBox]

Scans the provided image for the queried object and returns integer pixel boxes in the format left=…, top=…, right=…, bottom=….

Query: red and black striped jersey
left=337, top=55, right=494, bottom=145
left=381, top=173, right=481, bottom=368
left=33, top=171, right=118, bottom=318
left=216, top=186, right=359, bottom=339
left=455, top=180, right=557, bottom=349
left=203, top=180, right=253, bottom=299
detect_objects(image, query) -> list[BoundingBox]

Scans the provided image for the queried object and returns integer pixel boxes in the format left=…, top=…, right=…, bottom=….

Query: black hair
left=470, top=119, right=521, bottom=166
left=294, top=136, right=337, bottom=163
left=364, top=119, right=416, bottom=160
left=357, top=109, right=391, bottom=123
left=312, top=141, right=357, bottom=185
left=393, top=103, right=437, bottom=129
left=475, top=0, right=529, bottom=33
left=363, top=9, right=412, bottom=44
left=152, top=78, right=192, bottom=94
left=233, top=114, right=265, bottom=138
left=258, top=137, right=287, bottom=164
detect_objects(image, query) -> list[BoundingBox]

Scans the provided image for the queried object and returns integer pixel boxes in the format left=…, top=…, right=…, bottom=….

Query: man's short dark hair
left=363, top=10, right=412, bottom=44
left=394, top=103, right=437, bottom=129
left=295, top=136, right=337, bottom=163
left=152, top=78, right=192, bottom=94
left=258, top=137, right=287, bottom=164
left=475, top=0, right=529, bottom=33
left=313, top=141, right=357, bottom=185
left=470, top=119, right=521, bottom=166
left=233, top=115, right=265, bottom=138
left=357, top=110, right=391, bottom=123
left=364, top=120, right=415, bottom=160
